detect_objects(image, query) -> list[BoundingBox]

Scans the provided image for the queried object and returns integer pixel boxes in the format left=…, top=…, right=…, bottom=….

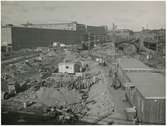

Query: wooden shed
left=58, top=62, right=82, bottom=74
left=125, top=72, right=165, bottom=124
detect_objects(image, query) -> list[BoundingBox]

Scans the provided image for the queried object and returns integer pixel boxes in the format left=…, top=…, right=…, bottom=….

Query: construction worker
left=132, top=106, right=138, bottom=124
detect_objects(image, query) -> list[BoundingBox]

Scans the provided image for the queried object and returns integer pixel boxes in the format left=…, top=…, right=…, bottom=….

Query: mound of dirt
left=36, top=87, right=82, bottom=106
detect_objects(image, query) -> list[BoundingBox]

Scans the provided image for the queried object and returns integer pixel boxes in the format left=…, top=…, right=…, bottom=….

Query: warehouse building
left=2, top=25, right=85, bottom=50
left=1, top=22, right=107, bottom=50
left=86, top=25, right=107, bottom=42
left=141, top=29, right=165, bottom=53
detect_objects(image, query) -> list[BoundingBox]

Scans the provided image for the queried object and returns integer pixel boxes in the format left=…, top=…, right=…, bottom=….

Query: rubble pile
left=34, top=47, right=50, bottom=54
left=81, top=67, right=115, bottom=119
left=15, top=62, right=35, bottom=74
left=36, top=87, right=82, bottom=106
left=4, top=62, right=38, bottom=83
left=87, top=90, right=115, bottom=117
left=44, top=72, right=101, bottom=90
left=13, top=87, right=37, bottom=102
left=46, top=50, right=57, bottom=57
left=68, top=102, right=86, bottom=114
left=35, top=86, right=90, bottom=120
left=44, top=74, right=76, bottom=88
left=11, top=48, right=35, bottom=58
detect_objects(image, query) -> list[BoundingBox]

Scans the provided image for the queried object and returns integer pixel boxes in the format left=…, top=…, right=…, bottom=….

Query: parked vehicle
left=1, top=78, right=17, bottom=99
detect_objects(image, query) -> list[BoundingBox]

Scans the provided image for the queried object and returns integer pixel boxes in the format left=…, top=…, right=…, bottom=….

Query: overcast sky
left=1, top=1, right=165, bottom=31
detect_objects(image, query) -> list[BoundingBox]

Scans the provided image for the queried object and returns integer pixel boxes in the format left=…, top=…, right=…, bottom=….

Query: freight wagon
left=116, top=57, right=165, bottom=124
left=116, top=57, right=150, bottom=88
left=125, top=72, right=165, bottom=124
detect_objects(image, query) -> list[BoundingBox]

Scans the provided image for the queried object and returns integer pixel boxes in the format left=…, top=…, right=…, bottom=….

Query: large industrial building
left=87, top=25, right=107, bottom=42
left=22, top=21, right=87, bottom=32
left=141, top=29, right=165, bottom=54
left=1, top=22, right=107, bottom=50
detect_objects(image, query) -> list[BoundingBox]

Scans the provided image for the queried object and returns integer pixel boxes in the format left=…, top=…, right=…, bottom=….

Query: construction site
left=1, top=1, right=165, bottom=125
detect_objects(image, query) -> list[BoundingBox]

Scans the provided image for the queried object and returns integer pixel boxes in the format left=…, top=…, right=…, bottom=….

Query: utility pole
left=113, top=23, right=117, bottom=61
left=156, top=32, right=159, bottom=53
left=146, top=24, right=148, bottom=30
left=88, top=32, right=91, bottom=51
left=94, top=33, right=96, bottom=46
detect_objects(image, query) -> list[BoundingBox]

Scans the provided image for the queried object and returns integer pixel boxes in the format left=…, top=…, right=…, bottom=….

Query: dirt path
left=101, top=66, right=132, bottom=124
left=82, top=58, right=132, bottom=124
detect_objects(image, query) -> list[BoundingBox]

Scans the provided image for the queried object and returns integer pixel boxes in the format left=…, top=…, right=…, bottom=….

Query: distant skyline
left=1, top=1, right=165, bottom=31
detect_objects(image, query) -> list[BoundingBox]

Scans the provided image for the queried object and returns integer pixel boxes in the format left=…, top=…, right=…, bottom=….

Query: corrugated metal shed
left=126, top=72, right=165, bottom=98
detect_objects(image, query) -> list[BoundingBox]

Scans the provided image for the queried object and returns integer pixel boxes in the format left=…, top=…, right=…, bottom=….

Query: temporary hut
left=58, top=62, right=82, bottom=74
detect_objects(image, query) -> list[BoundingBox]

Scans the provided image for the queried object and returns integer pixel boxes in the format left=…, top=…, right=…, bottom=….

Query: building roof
left=118, top=57, right=149, bottom=70
left=126, top=72, right=165, bottom=98
left=58, top=62, right=75, bottom=66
